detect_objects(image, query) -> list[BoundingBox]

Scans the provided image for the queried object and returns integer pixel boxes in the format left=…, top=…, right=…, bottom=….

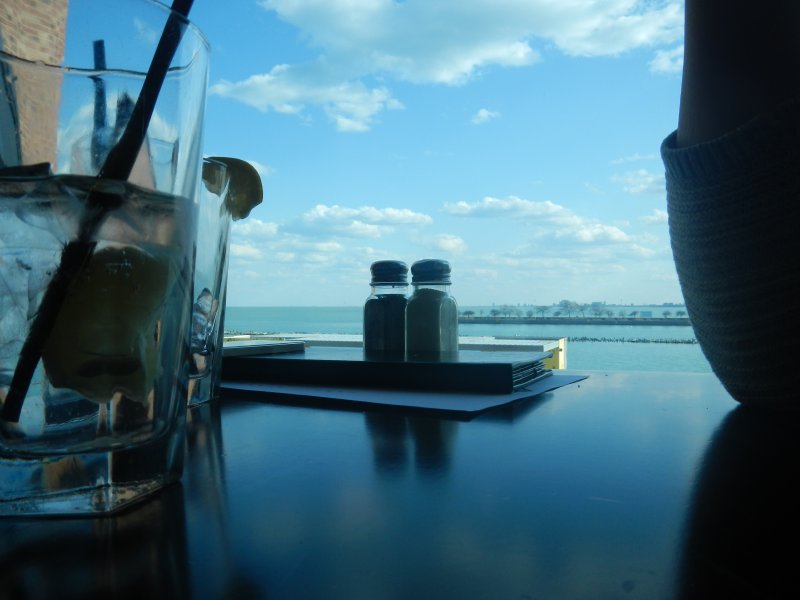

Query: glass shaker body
left=363, top=261, right=408, bottom=359
left=405, top=260, right=458, bottom=360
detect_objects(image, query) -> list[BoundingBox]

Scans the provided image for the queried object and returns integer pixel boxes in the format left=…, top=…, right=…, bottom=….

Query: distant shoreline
left=459, top=316, right=692, bottom=327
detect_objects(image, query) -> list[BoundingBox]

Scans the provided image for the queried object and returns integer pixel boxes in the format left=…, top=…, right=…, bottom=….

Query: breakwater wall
left=567, top=336, right=698, bottom=344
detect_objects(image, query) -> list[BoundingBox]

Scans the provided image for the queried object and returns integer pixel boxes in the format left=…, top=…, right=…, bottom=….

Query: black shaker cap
left=410, top=259, right=451, bottom=284
left=370, top=260, right=408, bottom=284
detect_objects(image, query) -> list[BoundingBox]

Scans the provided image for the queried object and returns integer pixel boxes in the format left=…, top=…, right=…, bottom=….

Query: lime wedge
left=205, top=156, right=263, bottom=220
left=41, top=246, right=173, bottom=405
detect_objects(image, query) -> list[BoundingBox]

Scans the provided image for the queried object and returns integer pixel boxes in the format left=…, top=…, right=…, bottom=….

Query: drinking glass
left=0, top=0, right=209, bottom=515
left=188, top=158, right=231, bottom=406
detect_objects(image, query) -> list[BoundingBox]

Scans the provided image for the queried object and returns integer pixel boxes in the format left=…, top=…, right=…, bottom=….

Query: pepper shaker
left=405, top=259, right=458, bottom=360
left=363, top=260, right=409, bottom=359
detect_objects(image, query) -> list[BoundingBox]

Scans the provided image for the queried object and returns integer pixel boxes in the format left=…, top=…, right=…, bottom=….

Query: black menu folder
left=222, top=346, right=552, bottom=394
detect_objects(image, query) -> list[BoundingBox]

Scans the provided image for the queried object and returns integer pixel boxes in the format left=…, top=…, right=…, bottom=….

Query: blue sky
left=190, top=0, right=685, bottom=307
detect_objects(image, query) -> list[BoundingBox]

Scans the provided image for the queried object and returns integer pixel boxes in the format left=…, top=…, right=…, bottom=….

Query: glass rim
left=0, top=0, right=209, bottom=73
left=146, top=0, right=211, bottom=52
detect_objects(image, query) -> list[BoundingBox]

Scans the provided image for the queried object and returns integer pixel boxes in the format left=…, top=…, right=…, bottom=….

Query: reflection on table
left=0, top=483, right=189, bottom=598
left=2, top=371, right=799, bottom=598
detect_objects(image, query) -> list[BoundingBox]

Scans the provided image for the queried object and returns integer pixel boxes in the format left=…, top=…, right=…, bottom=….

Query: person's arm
left=664, top=1, right=800, bottom=409
left=677, top=0, right=800, bottom=147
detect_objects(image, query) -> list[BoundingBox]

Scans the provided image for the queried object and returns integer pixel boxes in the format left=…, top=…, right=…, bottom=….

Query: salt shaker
left=405, top=259, right=458, bottom=360
left=363, top=260, right=408, bottom=359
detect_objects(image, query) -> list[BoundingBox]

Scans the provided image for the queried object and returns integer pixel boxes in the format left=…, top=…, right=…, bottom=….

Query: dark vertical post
left=90, top=40, right=107, bottom=171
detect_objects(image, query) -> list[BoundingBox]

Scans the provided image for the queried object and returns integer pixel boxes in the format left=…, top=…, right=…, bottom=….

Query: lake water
left=224, top=305, right=712, bottom=373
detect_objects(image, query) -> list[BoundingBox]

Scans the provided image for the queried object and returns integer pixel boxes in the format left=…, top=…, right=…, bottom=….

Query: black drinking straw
left=1, top=0, right=196, bottom=422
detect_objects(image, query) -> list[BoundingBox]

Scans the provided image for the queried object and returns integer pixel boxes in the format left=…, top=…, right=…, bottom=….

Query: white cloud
left=210, top=63, right=404, bottom=132
left=306, top=252, right=335, bottom=263
left=303, top=203, right=432, bottom=225
left=443, top=194, right=638, bottom=245
left=642, top=208, right=668, bottom=224
left=610, top=152, right=658, bottom=164
left=555, top=223, right=630, bottom=243
left=230, top=243, right=263, bottom=259
left=629, top=243, right=657, bottom=257
left=544, top=1, right=683, bottom=57
left=612, top=169, right=665, bottom=194
left=133, top=18, right=157, bottom=45
left=471, top=108, right=500, bottom=125
left=211, top=1, right=684, bottom=131
left=223, top=195, right=675, bottom=306
left=443, top=195, right=566, bottom=219
left=231, top=218, right=279, bottom=238
left=245, top=159, right=274, bottom=178
left=312, top=241, right=345, bottom=252
left=261, top=0, right=541, bottom=85
left=57, top=100, right=178, bottom=176
left=260, top=0, right=682, bottom=78
left=432, top=234, right=468, bottom=254
left=286, top=203, right=433, bottom=238
left=343, top=221, right=389, bottom=238
left=650, top=44, right=683, bottom=74
left=228, top=219, right=279, bottom=266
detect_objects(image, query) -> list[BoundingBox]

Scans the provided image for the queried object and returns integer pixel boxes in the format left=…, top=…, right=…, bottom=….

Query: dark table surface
left=2, top=370, right=799, bottom=599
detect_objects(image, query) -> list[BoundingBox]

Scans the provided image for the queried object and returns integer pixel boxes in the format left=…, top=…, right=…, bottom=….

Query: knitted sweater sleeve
left=661, top=98, right=800, bottom=408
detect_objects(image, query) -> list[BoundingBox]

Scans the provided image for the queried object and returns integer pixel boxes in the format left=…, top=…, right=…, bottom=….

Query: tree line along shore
left=459, top=302, right=691, bottom=326
left=458, top=315, right=691, bottom=326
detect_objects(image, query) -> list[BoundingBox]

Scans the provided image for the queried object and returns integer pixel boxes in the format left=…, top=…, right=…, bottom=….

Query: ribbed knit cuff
left=661, top=95, right=800, bottom=183
left=661, top=96, right=800, bottom=408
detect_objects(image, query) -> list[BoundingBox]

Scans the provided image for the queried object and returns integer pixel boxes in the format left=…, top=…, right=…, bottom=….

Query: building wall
left=0, top=0, right=68, bottom=167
